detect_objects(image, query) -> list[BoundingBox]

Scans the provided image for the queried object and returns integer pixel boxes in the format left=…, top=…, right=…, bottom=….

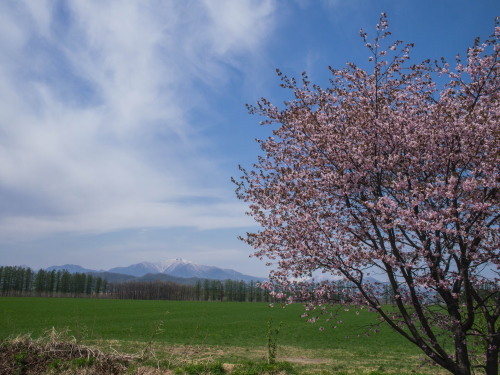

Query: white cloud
left=0, top=200, right=253, bottom=240
left=202, top=0, right=275, bottom=57
left=0, top=1, right=275, bottom=239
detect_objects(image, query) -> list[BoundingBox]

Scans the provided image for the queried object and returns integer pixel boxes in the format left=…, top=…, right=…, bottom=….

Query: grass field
left=0, top=297, right=447, bottom=374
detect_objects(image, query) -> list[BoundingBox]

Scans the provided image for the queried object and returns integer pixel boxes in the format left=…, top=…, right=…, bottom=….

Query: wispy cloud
left=0, top=0, right=276, bottom=239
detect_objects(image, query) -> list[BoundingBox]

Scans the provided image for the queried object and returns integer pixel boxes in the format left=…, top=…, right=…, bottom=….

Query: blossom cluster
left=235, top=14, right=499, bottom=375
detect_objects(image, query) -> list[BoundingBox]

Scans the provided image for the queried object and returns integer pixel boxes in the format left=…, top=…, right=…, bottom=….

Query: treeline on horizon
left=0, top=266, right=107, bottom=297
left=0, top=266, right=275, bottom=302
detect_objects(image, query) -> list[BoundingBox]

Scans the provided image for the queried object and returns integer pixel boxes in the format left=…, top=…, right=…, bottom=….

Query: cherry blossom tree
left=235, top=14, right=499, bottom=375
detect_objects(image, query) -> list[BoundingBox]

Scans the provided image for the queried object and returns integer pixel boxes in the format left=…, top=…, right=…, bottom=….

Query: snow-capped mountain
left=107, top=261, right=169, bottom=277
left=109, top=258, right=264, bottom=282
left=44, top=259, right=265, bottom=282
left=108, top=258, right=194, bottom=277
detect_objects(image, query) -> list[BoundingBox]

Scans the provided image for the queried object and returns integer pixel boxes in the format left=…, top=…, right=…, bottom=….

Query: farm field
left=0, top=297, right=448, bottom=374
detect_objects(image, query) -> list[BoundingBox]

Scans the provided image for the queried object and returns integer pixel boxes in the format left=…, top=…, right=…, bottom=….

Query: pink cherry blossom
left=235, top=14, right=499, bottom=375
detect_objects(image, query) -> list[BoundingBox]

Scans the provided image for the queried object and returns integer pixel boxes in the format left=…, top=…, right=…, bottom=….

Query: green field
left=0, top=297, right=446, bottom=374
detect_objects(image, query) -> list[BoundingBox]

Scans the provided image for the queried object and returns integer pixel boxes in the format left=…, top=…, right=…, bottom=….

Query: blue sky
left=0, top=0, right=498, bottom=277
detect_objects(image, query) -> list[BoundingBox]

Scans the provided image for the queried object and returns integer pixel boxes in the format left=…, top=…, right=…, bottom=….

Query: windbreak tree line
left=235, top=14, right=498, bottom=375
left=109, top=279, right=274, bottom=302
left=0, top=266, right=107, bottom=297
left=0, top=266, right=275, bottom=302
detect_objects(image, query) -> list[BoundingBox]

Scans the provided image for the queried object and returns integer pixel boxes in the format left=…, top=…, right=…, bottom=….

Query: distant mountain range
left=46, top=264, right=96, bottom=274
left=45, top=258, right=266, bottom=283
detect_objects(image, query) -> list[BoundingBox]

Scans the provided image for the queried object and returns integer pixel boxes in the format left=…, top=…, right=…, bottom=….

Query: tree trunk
left=485, top=344, right=498, bottom=375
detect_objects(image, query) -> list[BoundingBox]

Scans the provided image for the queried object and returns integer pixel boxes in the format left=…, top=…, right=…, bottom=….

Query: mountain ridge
left=46, top=264, right=98, bottom=274
left=45, top=258, right=266, bottom=283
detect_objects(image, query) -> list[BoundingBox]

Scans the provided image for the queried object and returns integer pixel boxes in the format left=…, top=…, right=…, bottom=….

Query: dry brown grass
left=0, top=330, right=450, bottom=375
left=95, top=340, right=449, bottom=374
left=0, top=328, right=141, bottom=375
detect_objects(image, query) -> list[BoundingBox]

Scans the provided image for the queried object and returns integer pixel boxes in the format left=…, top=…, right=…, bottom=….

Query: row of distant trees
left=3, top=266, right=493, bottom=305
left=109, top=279, right=275, bottom=302
left=0, top=265, right=429, bottom=304
left=0, top=266, right=274, bottom=302
left=0, top=266, right=107, bottom=297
